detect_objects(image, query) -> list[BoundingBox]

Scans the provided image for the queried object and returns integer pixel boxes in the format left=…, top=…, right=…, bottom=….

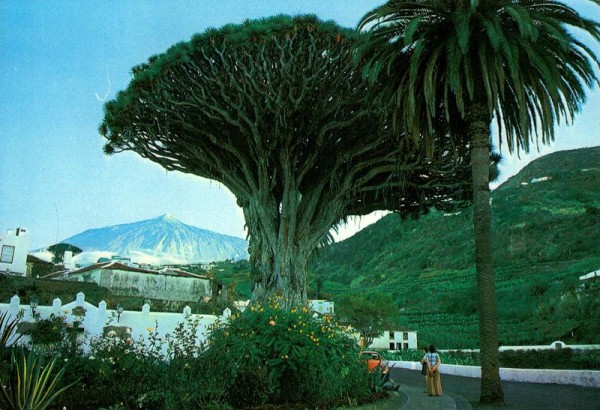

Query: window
left=389, top=331, right=395, bottom=340
left=403, top=332, right=409, bottom=340
left=389, top=343, right=395, bottom=350
left=0, top=245, right=15, bottom=263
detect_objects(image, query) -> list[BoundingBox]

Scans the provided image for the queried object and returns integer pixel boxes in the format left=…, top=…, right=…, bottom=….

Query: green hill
left=313, top=146, right=600, bottom=348
left=5, top=147, right=598, bottom=349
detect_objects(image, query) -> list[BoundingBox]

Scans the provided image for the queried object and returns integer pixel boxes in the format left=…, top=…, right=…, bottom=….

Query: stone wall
left=88, top=269, right=211, bottom=301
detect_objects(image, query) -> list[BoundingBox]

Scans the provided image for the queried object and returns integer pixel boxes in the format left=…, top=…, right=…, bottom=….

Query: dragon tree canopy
left=100, top=14, right=476, bottom=307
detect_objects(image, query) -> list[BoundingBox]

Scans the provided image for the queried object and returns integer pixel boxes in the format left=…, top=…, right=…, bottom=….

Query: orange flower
left=268, top=320, right=276, bottom=326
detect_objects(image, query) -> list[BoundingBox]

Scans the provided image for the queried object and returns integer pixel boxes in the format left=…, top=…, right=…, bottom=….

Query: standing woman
left=425, top=344, right=443, bottom=396
left=420, top=346, right=429, bottom=392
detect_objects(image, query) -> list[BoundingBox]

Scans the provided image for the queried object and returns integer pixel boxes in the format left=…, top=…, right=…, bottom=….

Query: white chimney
left=63, top=251, right=73, bottom=270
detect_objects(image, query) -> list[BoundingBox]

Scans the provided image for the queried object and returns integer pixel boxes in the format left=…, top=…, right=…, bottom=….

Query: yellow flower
left=147, top=327, right=153, bottom=332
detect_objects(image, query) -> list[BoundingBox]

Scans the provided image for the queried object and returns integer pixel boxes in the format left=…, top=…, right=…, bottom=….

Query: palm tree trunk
left=468, top=104, right=504, bottom=403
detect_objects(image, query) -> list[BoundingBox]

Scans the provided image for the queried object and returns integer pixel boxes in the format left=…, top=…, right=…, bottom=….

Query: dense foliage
left=203, top=297, right=372, bottom=407
left=0, top=349, right=75, bottom=410
left=100, top=14, right=475, bottom=306
left=335, top=291, right=399, bottom=347
left=28, top=314, right=67, bottom=345
left=357, top=0, right=600, bottom=402
left=315, top=147, right=600, bottom=348
left=2, top=299, right=378, bottom=409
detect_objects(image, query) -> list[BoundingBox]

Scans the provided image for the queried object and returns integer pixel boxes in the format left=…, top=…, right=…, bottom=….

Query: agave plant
left=0, top=311, right=23, bottom=347
left=0, top=349, right=76, bottom=410
left=368, top=363, right=398, bottom=393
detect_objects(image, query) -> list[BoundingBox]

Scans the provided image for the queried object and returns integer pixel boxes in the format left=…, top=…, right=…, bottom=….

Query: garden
left=0, top=298, right=387, bottom=410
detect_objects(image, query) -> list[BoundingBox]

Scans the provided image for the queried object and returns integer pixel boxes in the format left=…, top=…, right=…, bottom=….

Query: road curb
left=388, top=360, right=600, bottom=388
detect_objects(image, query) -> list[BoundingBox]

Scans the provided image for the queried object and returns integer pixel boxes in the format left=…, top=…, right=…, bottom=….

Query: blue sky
left=1, top=1, right=599, bottom=250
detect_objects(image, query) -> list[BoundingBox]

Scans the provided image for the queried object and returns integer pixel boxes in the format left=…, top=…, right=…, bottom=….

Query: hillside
left=313, top=146, right=600, bottom=348
left=53, top=214, right=249, bottom=265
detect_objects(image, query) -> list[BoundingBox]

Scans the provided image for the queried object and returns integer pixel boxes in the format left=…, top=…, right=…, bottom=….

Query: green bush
left=499, top=349, right=600, bottom=370
left=11, top=297, right=381, bottom=409
left=204, top=297, right=372, bottom=407
left=227, top=363, right=272, bottom=408
left=29, top=314, right=67, bottom=345
left=56, top=329, right=179, bottom=410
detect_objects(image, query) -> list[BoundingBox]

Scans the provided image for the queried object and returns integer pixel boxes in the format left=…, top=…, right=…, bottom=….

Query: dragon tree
left=100, top=15, right=474, bottom=307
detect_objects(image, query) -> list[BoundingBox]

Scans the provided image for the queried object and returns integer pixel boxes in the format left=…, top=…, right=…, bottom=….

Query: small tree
left=336, top=291, right=398, bottom=348
left=47, top=243, right=82, bottom=264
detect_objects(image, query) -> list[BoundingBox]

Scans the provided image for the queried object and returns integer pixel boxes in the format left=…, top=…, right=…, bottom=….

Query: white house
left=369, top=329, right=418, bottom=351
left=0, top=228, right=29, bottom=276
left=43, top=261, right=226, bottom=302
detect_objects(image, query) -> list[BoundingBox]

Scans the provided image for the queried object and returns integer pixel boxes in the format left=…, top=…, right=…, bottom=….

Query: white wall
left=0, top=292, right=223, bottom=355
left=391, top=360, right=600, bottom=388
left=0, top=228, right=29, bottom=276
left=65, top=268, right=212, bottom=302
left=440, top=342, right=600, bottom=353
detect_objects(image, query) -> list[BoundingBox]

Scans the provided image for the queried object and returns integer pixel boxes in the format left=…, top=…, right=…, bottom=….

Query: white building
left=0, top=228, right=29, bottom=276
left=43, top=262, right=226, bottom=303
left=310, top=300, right=334, bottom=315
left=369, top=329, right=418, bottom=351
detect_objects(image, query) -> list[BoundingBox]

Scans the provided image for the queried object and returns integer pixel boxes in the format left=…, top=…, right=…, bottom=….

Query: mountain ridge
left=313, top=146, right=600, bottom=347
left=53, top=214, right=249, bottom=265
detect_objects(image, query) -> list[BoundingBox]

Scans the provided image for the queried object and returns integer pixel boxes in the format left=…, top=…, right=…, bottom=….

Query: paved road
left=390, top=367, right=600, bottom=409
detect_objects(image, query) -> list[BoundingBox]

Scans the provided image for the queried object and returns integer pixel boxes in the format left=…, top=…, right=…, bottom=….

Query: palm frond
left=355, top=0, right=600, bottom=155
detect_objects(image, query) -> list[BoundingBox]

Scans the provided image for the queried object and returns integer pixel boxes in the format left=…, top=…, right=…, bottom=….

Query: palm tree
left=357, top=0, right=600, bottom=403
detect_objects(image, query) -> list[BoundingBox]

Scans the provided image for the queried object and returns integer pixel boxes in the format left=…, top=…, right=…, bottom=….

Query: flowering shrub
left=165, top=314, right=202, bottom=359
left=18, top=298, right=379, bottom=409
left=28, top=314, right=67, bottom=345
left=204, top=297, right=372, bottom=407
left=56, top=321, right=216, bottom=409
left=57, top=333, right=168, bottom=409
